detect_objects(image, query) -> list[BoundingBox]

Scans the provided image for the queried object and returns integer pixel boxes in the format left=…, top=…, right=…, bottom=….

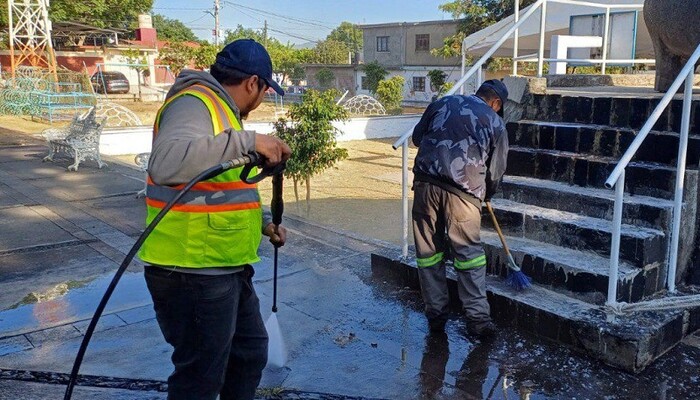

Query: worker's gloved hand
left=255, top=134, right=291, bottom=168
left=264, top=223, right=287, bottom=247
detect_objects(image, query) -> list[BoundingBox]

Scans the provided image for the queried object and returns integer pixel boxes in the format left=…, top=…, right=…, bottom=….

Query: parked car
left=91, top=71, right=130, bottom=94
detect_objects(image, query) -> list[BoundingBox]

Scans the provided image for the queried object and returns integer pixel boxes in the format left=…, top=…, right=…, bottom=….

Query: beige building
left=358, top=19, right=467, bottom=104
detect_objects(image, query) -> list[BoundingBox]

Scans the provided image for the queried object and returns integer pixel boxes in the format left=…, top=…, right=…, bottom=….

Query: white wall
left=99, top=114, right=422, bottom=155
left=244, top=114, right=421, bottom=142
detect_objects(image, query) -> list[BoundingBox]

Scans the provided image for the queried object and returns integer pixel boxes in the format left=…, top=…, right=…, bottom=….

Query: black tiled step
left=371, top=249, right=693, bottom=373
left=481, top=231, right=659, bottom=303
left=506, top=146, right=695, bottom=199
left=525, top=94, right=700, bottom=132
left=498, top=176, right=674, bottom=230
left=486, top=199, right=666, bottom=267
left=507, top=120, right=700, bottom=167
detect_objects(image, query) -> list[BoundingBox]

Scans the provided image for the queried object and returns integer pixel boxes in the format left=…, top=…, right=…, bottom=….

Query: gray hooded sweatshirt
left=149, top=69, right=258, bottom=185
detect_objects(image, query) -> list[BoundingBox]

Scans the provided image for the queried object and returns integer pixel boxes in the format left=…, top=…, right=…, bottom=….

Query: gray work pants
left=412, top=181, right=492, bottom=328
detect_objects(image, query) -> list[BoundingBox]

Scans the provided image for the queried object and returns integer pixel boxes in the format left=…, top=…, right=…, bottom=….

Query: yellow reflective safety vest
left=138, top=84, right=263, bottom=268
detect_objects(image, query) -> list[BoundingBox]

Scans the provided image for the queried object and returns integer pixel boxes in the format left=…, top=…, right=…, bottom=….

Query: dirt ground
left=111, top=138, right=417, bottom=245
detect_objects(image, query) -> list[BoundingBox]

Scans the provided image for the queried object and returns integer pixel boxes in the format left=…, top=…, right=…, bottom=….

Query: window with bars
left=413, top=76, right=426, bottom=92
left=415, top=34, right=430, bottom=51
left=376, top=36, right=389, bottom=52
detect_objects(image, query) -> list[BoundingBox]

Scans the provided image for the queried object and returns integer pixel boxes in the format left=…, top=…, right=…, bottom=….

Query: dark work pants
left=145, top=265, right=268, bottom=400
left=412, top=182, right=492, bottom=329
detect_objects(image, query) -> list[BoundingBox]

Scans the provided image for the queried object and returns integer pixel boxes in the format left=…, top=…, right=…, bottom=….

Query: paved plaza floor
left=0, top=133, right=699, bottom=399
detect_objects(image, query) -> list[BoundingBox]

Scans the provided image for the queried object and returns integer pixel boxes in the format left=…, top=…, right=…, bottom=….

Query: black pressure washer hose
left=63, top=154, right=283, bottom=400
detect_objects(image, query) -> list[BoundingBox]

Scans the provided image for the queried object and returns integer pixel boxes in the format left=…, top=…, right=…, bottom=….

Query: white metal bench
left=134, top=152, right=150, bottom=198
left=42, top=108, right=107, bottom=171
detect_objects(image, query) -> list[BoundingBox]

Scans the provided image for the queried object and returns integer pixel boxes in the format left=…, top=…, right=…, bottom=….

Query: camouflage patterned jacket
left=412, top=94, right=508, bottom=203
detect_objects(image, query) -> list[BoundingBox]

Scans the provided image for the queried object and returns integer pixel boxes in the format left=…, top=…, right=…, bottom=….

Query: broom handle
left=485, top=201, right=512, bottom=257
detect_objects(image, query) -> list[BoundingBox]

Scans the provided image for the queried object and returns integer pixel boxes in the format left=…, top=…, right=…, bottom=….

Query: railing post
left=401, top=141, right=409, bottom=259
left=513, top=0, right=520, bottom=76
left=477, top=66, right=483, bottom=89
left=601, top=7, right=611, bottom=75
left=607, top=169, right=625, bottom=306
left=537, top=0, right=548, bottom=77
left=667, top=70, right=694, bottom=293
left=461, top=46, right=466, bottom=95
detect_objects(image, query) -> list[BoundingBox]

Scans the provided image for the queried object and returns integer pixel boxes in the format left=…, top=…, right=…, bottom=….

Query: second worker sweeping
left=411, top=79, right=509, bottom=338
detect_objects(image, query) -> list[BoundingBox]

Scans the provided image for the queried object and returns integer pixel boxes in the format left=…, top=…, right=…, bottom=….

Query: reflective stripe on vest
left=139, top=84, right=262, bottom=268
left=148, top=84, right=256, bottom=213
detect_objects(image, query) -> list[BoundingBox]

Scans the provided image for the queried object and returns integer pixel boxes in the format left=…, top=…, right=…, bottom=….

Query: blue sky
left=152, top=0, right=452, bottom=44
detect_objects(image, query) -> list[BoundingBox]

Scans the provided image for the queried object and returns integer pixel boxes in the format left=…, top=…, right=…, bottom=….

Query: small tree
left=123, top=48, right=148, bottom=100
left=376, top=76, right=405, bottom=115
left=362, top=61, right=388, bottom=94
left=315, top=68, right=335, bottom=90
left=272, top=89, right=349, bottom=213
left=427, top=69, right=446, bottom=94
left=290, top=65, right=306, bottom=85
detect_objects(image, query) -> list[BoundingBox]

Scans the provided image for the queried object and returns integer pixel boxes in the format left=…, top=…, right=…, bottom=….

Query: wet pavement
left=0, top=137, right=699, bottom=399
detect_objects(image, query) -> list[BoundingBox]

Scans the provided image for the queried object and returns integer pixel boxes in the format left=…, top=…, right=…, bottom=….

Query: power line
left=153, top=7, right=208, bottom=11
left=266, top=27, right=320, bottom=44
left=184, top=14, right=209, bottom=25
left=221, top=1, right=334, bottom=29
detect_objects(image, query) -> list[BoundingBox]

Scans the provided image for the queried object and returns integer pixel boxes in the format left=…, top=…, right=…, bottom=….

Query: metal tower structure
left=7, top=0, right=57, bottom=78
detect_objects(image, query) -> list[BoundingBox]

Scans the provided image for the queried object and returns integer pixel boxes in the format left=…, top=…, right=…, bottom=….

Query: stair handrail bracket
left=605, top=43, right=700, bottom=303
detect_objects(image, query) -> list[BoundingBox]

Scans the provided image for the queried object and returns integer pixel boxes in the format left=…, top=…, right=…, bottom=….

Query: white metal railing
left=392, top=0, right=655, bottom=259
left=509, top=0, right=652, bottom=77
left=604, top=44, right=700, bottom=305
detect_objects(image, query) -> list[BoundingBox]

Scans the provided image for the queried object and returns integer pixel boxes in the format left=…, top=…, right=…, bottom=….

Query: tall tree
left=312, top=39, right=351, bottom=64
left=327, top=22, right=363, bottom=52
left=152, top=14, right=198, bottom=43
left=48, top=0, right=154, bottom=29
left=1, top=0, right=153, bottom=31
left=434, top=0, right=537, bottom=57
left=193, top=43, right=219, bottom=70
left=158, top=42, right=194, bottom=76
left=223, top=25, right=269, bottom=45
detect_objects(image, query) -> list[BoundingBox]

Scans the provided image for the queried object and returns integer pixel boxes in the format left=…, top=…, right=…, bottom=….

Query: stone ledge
left=546, top=74, right=700, bottom=88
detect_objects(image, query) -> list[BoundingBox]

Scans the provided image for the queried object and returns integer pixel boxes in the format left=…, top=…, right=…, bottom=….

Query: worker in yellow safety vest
left=139, top=39, right=291, bottom=400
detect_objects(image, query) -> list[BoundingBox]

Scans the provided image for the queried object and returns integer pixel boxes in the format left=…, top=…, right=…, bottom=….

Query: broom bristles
left=505, top=255, right=531, bottom=291
left=506, top=269, right=532, bottom=291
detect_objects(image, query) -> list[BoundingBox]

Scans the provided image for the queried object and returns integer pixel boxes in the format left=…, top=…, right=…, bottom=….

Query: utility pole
left=214, top=0, right=220, bottom=47
left=263, top=20, right=268, bottom=47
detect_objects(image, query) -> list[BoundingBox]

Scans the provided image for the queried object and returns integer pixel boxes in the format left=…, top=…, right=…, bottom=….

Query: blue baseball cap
left=479, top=79, right=508, bottom=117
left=215, top=39, right=284, bottom=96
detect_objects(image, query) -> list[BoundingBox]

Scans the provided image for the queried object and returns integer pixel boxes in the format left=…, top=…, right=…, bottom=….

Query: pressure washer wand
left=270, top=167, right=284, bottom=313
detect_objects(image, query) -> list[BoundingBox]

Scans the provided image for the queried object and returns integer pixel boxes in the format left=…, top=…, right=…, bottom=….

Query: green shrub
left=376, top=76, right=405, bottom=115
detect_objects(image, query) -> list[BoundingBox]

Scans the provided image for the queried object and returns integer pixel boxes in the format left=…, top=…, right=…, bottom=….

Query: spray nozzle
left=241, top=156, right=286, bottom=184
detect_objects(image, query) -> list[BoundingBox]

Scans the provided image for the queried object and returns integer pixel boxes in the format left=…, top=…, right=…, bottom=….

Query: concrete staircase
left=372, top=91, right=700, bottom=373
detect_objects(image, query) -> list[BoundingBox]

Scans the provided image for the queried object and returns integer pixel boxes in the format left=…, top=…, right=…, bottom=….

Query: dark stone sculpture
left=644, top=0, right=700, bottom=92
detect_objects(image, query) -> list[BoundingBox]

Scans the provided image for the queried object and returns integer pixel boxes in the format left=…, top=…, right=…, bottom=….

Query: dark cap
left=215, top=39, right=284, bottom=96
left=479, top=79, right=508, bottom=117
